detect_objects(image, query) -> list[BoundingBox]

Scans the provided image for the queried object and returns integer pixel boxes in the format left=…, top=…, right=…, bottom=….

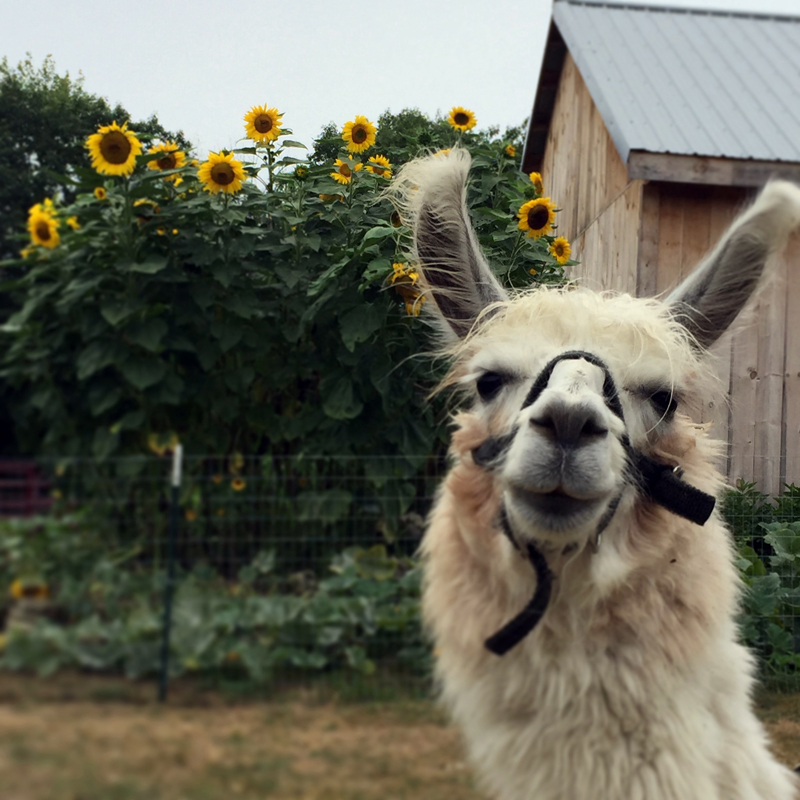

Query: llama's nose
left=530, top=401, right=608, bottom=446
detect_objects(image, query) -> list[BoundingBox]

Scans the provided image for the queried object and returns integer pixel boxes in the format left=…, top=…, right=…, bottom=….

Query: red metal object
left=0, top=461, right=53, bottom=517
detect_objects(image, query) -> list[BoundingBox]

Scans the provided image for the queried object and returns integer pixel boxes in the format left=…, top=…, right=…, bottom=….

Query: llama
left=390, top=148, right=800, bottom=800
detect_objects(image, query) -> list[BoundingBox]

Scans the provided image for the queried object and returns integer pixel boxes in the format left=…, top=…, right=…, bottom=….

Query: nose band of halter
left=473, top=350, right=717, bottom=657
left=521, top=350, right=625, bottom=421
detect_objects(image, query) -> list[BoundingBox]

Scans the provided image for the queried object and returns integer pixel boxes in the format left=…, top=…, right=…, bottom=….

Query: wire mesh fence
left=1, top=454, right=799, bottom=697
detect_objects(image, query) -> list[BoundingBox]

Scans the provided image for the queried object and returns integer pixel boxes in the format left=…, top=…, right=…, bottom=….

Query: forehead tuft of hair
left=437, top=285, right=715, bottom=400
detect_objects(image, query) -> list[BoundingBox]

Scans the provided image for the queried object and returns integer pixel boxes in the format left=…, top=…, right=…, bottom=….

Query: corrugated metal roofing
left=552, top=0, right=800, bottom=163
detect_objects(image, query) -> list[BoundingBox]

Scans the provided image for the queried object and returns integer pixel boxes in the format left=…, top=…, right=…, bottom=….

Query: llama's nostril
left=530, top=406, right=608, bottom=445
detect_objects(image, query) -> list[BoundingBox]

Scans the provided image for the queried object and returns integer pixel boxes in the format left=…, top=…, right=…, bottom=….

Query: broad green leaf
left=361, top=226, right=395, bottom=245
left=339, top=304, right=384, bottom=351
left=127, top=319, right=168, bottom=352
left=120, top=357, right=168, bottom=390
left=101, top=298, right=142, bottom=327
left=321, top=376, right=363, bottom=420
left=129, top=256, right=168, bottom=275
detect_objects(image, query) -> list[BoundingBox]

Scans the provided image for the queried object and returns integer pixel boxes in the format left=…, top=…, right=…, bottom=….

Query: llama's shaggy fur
left=392, top=148, right=800, bottom=800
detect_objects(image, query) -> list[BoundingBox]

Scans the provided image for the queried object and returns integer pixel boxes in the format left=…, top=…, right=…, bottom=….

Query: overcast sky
left=2, top=0, right=798, bottom=157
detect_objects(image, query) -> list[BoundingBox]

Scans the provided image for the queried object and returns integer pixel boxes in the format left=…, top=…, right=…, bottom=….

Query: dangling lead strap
left=482, top=454, right=716, bottom=656
left=484, top=510, right=553, bottom=656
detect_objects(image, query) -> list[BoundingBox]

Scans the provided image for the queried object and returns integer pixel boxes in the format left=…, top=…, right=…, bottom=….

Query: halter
left=473, top=351, right=716, bottom=656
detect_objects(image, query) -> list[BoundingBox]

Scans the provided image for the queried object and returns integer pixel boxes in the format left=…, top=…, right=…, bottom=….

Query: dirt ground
left=1, top=672, right=799, bottom=800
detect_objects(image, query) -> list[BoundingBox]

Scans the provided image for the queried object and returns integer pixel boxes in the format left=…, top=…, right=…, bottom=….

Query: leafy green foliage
left=0, top=54, right=189, bottom=262
left=724, top=481, right=800, bottom=683
left=0, top=512, right=426, bottom=681
left=1, top=108, right=567, bottom=479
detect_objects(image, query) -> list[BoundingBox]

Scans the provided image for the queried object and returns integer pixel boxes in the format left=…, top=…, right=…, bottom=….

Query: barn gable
left=521, top=0, right=800, bottom=494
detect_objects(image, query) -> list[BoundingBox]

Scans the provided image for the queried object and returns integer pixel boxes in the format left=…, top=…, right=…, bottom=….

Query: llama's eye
left=649, top=390, right=678, bottom=418
left=476, top=372, right=506, bottom=401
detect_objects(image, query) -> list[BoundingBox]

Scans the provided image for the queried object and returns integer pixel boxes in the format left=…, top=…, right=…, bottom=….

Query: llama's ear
left=390, top=149, right=508, bottom=340
left=668, top=181, right=800, bottom=350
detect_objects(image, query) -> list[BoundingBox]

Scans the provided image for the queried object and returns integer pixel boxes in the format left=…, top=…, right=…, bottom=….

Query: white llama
left=390, top=149, right=800, bottom=800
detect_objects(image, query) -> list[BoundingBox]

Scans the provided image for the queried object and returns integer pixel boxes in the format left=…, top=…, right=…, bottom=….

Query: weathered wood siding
left=540, top=55, right=800, bottom=494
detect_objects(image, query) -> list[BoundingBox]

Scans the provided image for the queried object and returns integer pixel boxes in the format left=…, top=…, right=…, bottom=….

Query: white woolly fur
left=400, top=149, right=800, bottom=800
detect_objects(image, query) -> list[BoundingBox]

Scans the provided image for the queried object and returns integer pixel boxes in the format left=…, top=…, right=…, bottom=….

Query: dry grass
left=1, top=672, right=798, bottom=799
left=0, top=672, right=480, bottom=800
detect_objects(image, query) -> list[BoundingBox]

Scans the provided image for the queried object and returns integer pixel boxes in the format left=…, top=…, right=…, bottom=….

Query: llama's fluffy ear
left=668, top=181, right=800, bottom=350
left=389, top=148, right=508, bottom=340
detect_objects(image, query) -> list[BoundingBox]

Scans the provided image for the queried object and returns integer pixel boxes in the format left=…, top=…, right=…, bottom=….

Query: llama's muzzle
left=475, top=349, right=717, bottom=656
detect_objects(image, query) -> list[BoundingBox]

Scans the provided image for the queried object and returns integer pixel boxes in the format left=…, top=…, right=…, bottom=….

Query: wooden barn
left=522, top=0, right=800, bottom=495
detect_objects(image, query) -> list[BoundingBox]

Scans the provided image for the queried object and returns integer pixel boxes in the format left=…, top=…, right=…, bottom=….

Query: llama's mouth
left=507, top=485, right=603, bottom=530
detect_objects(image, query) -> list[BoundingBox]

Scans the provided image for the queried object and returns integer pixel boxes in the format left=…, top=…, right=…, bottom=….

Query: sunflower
left=197, top=151, right=247, bottom=194
left=366, top=154, right=392, bottom=178
left=389, top=263, right=425, bottom=315
left=94, top=187, right=107, bottom=201
left=331, top=158, right=362, bottom=185
left=147, top=141, right=186, bottom=182
left=66, top=216, right=81, bottom=231
left=447, top=106, right=477, bottom=132
left=244, top=104, right=284, bottom=143
left=231, top=478, right=246, bottom=492
left=9, top=578, right=49, bottom=601
left=86, top=121, right=142, bottom=177
left=342, top=115, right=377, bottom=153
left=549, top=236, right=572, bottom=265
left=505, top=144, right=516, bottom=158
left=27, top=203, right=60, bottom=249
left=529, top=171, right=544, bottom=195
left=517, top=197, right=557, bottom=239
left=147, top=432, right=179, bottom=456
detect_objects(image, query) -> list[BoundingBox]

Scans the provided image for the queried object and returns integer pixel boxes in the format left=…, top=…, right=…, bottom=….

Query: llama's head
left=392, top=149, right=800, bottom=554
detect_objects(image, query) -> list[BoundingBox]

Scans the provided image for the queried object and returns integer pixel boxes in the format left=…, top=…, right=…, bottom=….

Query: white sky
left=2, top=0, right=799, bottom=156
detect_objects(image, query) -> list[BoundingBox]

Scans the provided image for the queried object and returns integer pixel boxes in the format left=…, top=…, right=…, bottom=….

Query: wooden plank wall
left=632, top=182, right=797, bottom=495
left=541, top=52, right=631, bottom=246
left=540, top=54, right=799, bottom=494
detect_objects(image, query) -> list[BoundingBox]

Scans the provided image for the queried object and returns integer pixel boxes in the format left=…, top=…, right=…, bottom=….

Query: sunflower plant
left=0, top=108, right=571, bottom=525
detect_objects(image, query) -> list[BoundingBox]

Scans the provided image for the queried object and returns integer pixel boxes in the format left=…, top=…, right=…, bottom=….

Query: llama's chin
left=505, top=485, right=610, bottom=543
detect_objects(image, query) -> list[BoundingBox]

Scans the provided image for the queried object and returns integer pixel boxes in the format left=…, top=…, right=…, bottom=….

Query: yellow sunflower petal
left=197, top=151, right=247, bottom=195
left=244, top=105, right=284, bottom=144
left=549, top=236, right=572, bottom=265
left=330, top=157, right=362, bottom=185
left=366, top=154, right=392, bottom=178
left=27, top=205, right=60, bottom=249
left=517, top=197, right=557, bottom=239
left=147, top=141, right=186, bottom=183
left=342, top=115, right=377, bottom=154
left=447, top=106, right=477, bottom=132
left=86, top=121, right=142, bottom=177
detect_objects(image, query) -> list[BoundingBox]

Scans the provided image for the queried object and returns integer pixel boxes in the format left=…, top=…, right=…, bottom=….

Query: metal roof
left=526, top=0, right=800, bottom=169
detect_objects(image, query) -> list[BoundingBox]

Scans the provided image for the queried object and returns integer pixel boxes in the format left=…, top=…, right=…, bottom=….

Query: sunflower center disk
left=35, top=220, right=51, bottom=241
left=157, top=154, right=177, bottom=170
left=210, top=164, right=235, bottom=185
left=255, top=115, right=273, bottom=133
left=100, top=131, right=132, bottom=164
left=340, top=164, right=351, bottom=178
left=527, top=206, right=550, bottom=230
left=454, top=113, right=469, bottom=126
left=353, top=128, right=367, bottom=144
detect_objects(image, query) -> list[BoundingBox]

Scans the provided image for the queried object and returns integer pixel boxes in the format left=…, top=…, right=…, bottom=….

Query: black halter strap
left=475, top=350, right=716, bottom=656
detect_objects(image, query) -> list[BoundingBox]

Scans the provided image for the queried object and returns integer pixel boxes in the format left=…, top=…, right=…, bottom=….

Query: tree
left=0, top=54, right=190, bottom=262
